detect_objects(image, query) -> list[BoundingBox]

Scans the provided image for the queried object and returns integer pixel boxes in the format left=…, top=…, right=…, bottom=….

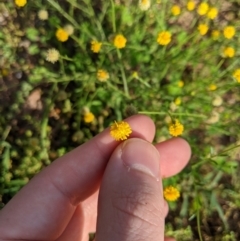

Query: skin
left=0, top=114, right=191, bottom=241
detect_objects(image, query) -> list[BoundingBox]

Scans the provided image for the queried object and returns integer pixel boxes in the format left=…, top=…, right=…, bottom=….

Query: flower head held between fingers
left=46, top=48, right=60, bottom=64
left=114, top=34, right=127, bottom=49
left=139, top=0, right=151, bottom=11
left=157, top=31, right=171, bottom=46
left=56, top=28, right=69, bottom=42
left=97, top=69, right=109, bottom=82
left=15, top=0, right=27, bottom=7
left=164, top=186, right=180, bottom=201
left=91, top=40, right=102, bottom=53
left=110, top=121, right=132, bottom=141
left=169, top=119, right=184, bottom=137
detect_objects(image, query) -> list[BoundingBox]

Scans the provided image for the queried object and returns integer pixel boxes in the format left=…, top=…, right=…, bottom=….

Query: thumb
left=96, top=138, right=164, bottom=241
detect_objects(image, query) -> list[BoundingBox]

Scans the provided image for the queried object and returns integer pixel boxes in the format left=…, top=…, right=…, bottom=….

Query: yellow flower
left=198, top=24, right=208, bottom=35
left=169, top=119, right=184, bottom=137
left=223, top=26, right=236, bottom=39
left=233, top=69, right=240, bottom=83
left=207, top=7, right=218, bottom=19
left=187, top=1, right=195, bottom=11
left=132, top=71, right=139, bottom=78
left=157, top=31, right=171, bottom=46
left=15, top=0, right=27, bottom=7
left=114, top=34, right=127, bottom=49
left=208, top=84, right=217, bottom=91
left=38, top=10, right=48, bottom=20
left=110, top=121, right=132, bottom=141
left=139, top=0, right=151, bottom=11
left=97, top=69, right=109, bottom=82
left=164, top=186, right=180, bottom=201
left=91, top=40, right=102, bottom=53
left=197, top=2, right=209, bottom=15
left=56, top=28, right=69, bottom=42
left=178, top=80, right=184, bottom=87
left=84, top=112, right=95, bottom=123
left=211, top=30, right=220, bottom=40
left=174, top=97, right=181, bottom=105
left=223, top=47, right=235, bottom=58
left=171, top=5, right=181, bottom=16
left=46, top=48, right=60, bottom=64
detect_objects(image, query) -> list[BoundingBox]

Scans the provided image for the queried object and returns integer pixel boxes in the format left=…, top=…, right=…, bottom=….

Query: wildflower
left=139, top=0, right=151, bottom=11
left=223, top=26, right=236, bottom=39
left=38, top=10, right=48, bottom=20
left=198, top=24, right=208, bottom=35
left=157, top=31, right=171, bottom=46
left=178, top=80, right=184, bottom=87
left=211, top=30, right=220, bottom=40
left=206, top=111, right=220, bottom=124
left=187, top=1, right=195, bottom=11
left=56, top=28, right=69, bottom=42
left=91, top=40, right=102, bottom=53
left=64, top=24, right=74, bottom=35
left=83, top=112, right=95, bottom=123
left=169, top=119, right=184, bottom=137
left=212, top=96, right=223, bottom=107
left=46, top=48, right=60, bottom=64
left=114, top=34, right=127, bottom=49
left=1, top=69, right=8, bottom=76
left=164, top=186, right=180, bottom=201
left=208, top=84, right=217, bottom=91
left=223, top=47, right=235, bottom=58
left=174, top=97, right=181, bottom=105
left=171, top=5, right=181, bottom=16
left=207, top=7, right=218, bottom=19
left=132, top=71, right=139, bottom=78
left=110, top=121, right=132, bottom=141
left=233, top=69, right=240, bottom=83
left=197, top=2, right=209, bottom=15
left=97, top=69, right=109, bottom=82
left=15, top=0, right=27, bottom=7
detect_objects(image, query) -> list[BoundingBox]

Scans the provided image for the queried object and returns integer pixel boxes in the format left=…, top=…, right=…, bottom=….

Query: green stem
left=138, top=111, right=207, bottom=118
left=110, top=0, right=116, bottom=33
left=117, top=49, right=129, bottom=97
left=47, top=0, right=79, bottom=28
left=197, top=210, right=203, bottom=241
left=210, top=144, right=240, bottom=159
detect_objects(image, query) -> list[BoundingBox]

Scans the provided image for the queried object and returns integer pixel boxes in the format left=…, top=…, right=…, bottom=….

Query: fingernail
left=121, top=138, right=160, bottom=179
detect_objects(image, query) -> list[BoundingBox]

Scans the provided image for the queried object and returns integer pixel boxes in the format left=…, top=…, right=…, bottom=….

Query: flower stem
left=110, top=0, right=116, bottom=33
left=210, top=144, right=240, bottom=158
left=197, top=210, right=203, bottom=241
left=138, top=111, right=207, bottom=118
left=117, top=49, right=129, bottom=97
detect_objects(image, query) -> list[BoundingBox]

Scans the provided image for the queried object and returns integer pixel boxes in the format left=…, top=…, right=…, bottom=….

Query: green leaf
left=26, top=28, right=39, bottom=42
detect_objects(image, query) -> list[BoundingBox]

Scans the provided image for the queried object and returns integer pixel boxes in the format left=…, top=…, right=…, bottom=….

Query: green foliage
left=1, top=0, right=240, bottom=239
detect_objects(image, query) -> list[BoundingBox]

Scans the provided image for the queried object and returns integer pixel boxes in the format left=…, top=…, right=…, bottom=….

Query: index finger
left=0, top=114, right=155, bottom=240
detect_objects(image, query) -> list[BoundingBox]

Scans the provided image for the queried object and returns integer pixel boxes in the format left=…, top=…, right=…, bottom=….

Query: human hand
left=0, top=115, right=191, bottom=241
